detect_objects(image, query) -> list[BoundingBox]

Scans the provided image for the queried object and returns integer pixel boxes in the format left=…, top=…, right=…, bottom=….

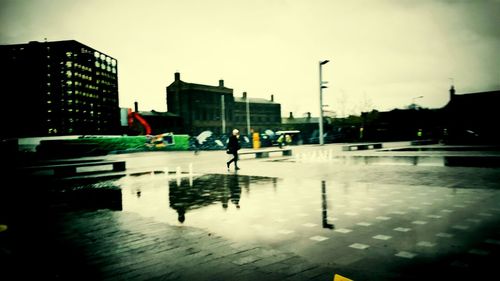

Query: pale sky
left=1, top=0, right=499, bottom=117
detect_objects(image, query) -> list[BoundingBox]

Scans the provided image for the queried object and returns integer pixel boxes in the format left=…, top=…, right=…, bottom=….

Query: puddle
left=291, top=154, right=500, bottom=167
left=87, top=173, right=497, bottom=245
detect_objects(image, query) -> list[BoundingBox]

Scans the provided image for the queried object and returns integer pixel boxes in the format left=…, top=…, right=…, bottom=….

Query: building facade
left=233, top=92, right=281, bottom=135
left=166, top=72, right=281, bottom=136
left=0, top=40, right=120, bottom=137
left=166, top=72, right=234, bottom=135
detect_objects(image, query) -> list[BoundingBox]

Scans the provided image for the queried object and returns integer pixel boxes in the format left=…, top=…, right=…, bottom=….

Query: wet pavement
left=2, top=142, right=500, bottom=280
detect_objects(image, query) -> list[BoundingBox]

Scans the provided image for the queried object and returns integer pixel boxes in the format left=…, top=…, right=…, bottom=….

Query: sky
left=1, top=0, right=499, bottom=117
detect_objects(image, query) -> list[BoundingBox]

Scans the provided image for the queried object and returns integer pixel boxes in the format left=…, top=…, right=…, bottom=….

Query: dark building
left=0, top=40, right=120, bottom=137
left=166, top=72, right=234, bottom=135
left=134, top=110, right=183, bottom=136
left=166, top=72, right=281, bottom=136
left=358, top=86, right=500, bottom=144
left=281, top=112, right=319, bottom=144
left=442, top=87, right=500, bottom=144
left=233, top=92, right=281, bottom=135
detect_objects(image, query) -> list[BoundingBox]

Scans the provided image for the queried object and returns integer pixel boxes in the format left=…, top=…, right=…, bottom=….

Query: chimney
left=174, top=72, right=180, bottom=81
left=242, top=92, right=247, bottom=99
left=270, top=94, right=274, bottom=102
left=219, top=79, right=224, bottom=87
left=289, top=112, right=294, bottom=119
left=449, top=85, right=455, bottom=101
left=307, top=112, right=311, bottom=118
left=134, top=101, right=138, bottom=112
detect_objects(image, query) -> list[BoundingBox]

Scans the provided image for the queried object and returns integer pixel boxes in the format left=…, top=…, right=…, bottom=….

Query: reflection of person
left=226, top=129, right=241, bottom=171
left=285, top=134, right=292, bottom=146
left=228, top=175, right=241, bottom=209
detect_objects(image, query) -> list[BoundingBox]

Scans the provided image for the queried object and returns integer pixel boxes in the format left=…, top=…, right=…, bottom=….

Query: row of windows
left=47, top=108, right=101, bottom=115
left=65, top=71, right=93, bottom=81
left=96, top=71, right=117, bottom=80
left=47, top=123, right=109, bottom=135
left=97, top=79, right=116, bottom=86
left=65, top=61, right=92, bottom=72
left=94, top=51, right=117, bottom=66
left=233, top=116, right=279, bottom=123
left=94, top=61, right=117, bottom=73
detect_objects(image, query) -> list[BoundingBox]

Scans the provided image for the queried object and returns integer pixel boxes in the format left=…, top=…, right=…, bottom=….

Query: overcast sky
left=1, top=0, right=499, bottom=117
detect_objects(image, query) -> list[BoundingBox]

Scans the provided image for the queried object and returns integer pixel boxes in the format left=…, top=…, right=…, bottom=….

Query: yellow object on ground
left=334, top=274, right=353, bottom=281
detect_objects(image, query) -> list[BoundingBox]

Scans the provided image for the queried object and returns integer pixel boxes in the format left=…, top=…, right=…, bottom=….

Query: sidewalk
left=2, top=142, right=500, bottom=280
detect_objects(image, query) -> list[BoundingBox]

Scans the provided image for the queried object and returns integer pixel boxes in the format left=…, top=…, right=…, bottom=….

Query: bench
left=239, top=148, right=292, bottom=158
left=342, top=143, right=383, bottom=151
left=21, top=160, right=126, bottom=176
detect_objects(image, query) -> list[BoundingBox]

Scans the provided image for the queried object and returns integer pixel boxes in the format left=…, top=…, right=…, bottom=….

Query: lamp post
left=221, top=95, right=226, bottom=134
left=319, top=60, right=329, bottom=145
left=411, top=95, right=423, bottom=109
left=246, top=94, right=251, bottom=136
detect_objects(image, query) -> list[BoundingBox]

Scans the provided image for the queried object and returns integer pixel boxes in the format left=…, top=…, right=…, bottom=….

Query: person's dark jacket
left=227, top=135, right=241, bottom=154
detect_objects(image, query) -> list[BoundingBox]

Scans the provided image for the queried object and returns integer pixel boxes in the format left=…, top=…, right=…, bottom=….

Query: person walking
left=226, top=129, right=241, bottom=171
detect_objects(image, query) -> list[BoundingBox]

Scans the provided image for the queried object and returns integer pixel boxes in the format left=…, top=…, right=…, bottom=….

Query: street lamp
left=411, top=95, right=423, bottom=109
left=319, top=60, right=329, bottom=145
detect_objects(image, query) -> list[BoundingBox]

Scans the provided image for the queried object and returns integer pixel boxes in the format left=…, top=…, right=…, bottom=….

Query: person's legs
left=227, top=153, right=240, bottom=170
left=227, top=153, right=235, bottom=169
left=233, top=152, right=240, bottom=170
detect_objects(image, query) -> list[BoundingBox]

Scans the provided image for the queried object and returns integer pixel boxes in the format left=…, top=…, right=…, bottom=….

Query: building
left=0, top=40, right=120, bottom=137
left=233, top=92, right=281, bottom=135
left=166, top=72, right=281, bottom=136
left=166, top=72, right=234, bottom=135
left=442, top=86, right=500, bottom=144
left=281, top=112, right=319, bottom=144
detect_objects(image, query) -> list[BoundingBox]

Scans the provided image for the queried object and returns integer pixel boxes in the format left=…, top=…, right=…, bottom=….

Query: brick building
left=166, top=73, right=281, bottom=136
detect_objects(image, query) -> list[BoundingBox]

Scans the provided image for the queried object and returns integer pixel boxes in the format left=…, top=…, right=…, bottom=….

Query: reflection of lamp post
left=321, top=180, right=334, bottom=229
left=319, top=60, right=329, bottom=145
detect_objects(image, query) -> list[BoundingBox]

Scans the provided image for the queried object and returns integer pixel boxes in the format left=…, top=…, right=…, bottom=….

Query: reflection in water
left=297, top=154, right=500, bottom=168
left=168, top=174, right=267, bottom=223
left=49, top=182, right=123, bottom=211
left=321, top=180, right=334, bottom=229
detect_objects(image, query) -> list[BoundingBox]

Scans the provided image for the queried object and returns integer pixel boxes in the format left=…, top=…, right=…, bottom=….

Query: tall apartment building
left=0, top=40, right=120, bottom=137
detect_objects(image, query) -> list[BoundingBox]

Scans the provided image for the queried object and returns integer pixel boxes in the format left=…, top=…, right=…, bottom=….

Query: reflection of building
left=166, top=72, right=281, bottom=136
left=0, top=40, right=120, bottom=137
left=168, top=174, right=271, bottom=223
